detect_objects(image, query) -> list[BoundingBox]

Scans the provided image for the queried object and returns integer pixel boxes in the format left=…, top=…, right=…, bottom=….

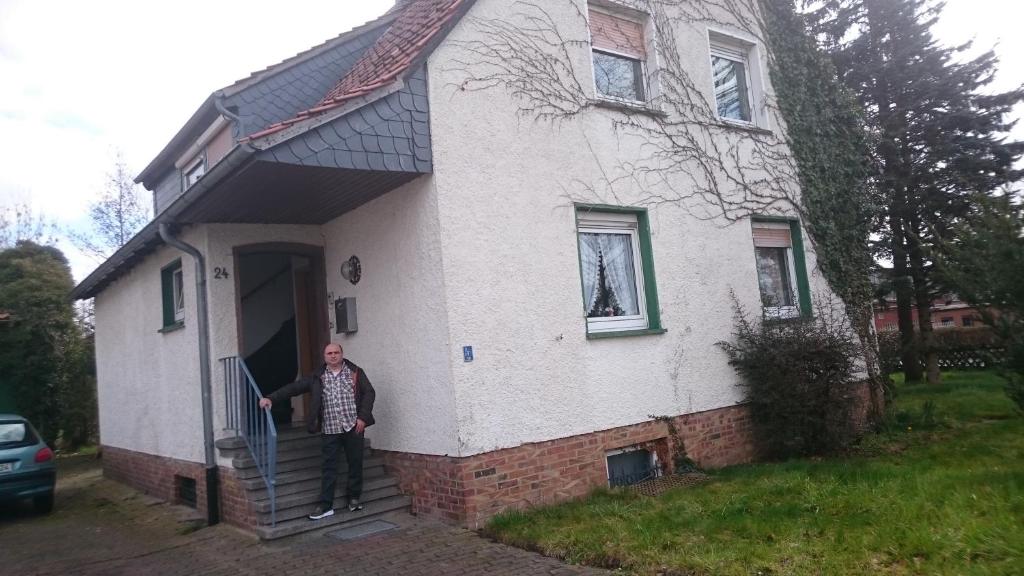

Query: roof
left=136, top=10, right=399, bottom=187
left=245, top=0, right=468, bottom=140
left=75, top=0, right=476, bottom=302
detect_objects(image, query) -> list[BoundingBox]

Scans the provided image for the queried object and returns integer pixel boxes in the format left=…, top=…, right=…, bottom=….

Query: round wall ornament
left=340, top=255, right=361, bottom=285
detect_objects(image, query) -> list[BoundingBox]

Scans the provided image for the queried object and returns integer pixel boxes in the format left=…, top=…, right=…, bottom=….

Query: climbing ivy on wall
left=758, top=0, right=878, bottom=353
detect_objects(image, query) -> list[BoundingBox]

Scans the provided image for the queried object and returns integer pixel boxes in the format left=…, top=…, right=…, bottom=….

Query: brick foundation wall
left=382, top=402, right=760, bottom=529
left=102, top=445, right=209, bottom=515
left=218, top=466, right=257, bottom=530
left=101, top=445, right=253, bottom=529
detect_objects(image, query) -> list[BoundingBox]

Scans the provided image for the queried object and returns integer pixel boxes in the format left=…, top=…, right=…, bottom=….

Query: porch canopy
left=70, top=73, right=431, bottom=301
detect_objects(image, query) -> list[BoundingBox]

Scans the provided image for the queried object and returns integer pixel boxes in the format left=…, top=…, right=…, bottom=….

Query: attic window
left=589, top=6, right=649, bottom=103
left=184, top=157, right=206, bottom=189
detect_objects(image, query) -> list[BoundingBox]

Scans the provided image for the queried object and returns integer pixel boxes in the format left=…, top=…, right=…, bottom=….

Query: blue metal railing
left=221, top=356, right=277, bottom=526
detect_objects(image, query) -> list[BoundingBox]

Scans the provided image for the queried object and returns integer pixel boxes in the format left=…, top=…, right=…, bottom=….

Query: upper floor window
left=184, top=156, right=206, bottom=189
left=589, top=5, right=648, bottom=103
left=709, top=33, right=758, bottom=124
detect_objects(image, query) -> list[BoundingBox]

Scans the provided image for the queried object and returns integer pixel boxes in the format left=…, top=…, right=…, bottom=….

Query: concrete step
left=242, top=462, right=387, bottom=497
left=216, top=434, right=373, bottom=462
left=252, top=475, right=399, bottom=514
left=255, top=494, right=411, bottom=540
left=261, top=483, right=404, bottom=523
left=231, top=444, right=375, bottom=474
left=233, top=450, right=374, bottom=480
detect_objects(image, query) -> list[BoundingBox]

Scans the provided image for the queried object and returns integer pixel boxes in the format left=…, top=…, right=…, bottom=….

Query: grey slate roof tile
left=260, top=66, right=431, bottom=175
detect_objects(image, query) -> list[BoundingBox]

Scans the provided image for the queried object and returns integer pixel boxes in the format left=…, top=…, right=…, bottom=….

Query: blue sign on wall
left=463, top=346, right=474, bottom=362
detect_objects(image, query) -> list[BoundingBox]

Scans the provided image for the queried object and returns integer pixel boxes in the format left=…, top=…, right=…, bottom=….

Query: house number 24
left=214, top=267, right=230, bottom=279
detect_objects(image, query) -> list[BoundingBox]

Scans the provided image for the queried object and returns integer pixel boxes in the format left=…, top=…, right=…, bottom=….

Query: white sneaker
left=308, top=506, right=334, bottom=520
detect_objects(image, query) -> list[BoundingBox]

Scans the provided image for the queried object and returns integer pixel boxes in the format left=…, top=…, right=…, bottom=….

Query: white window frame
left=172, top=267, right=185, bottom=322
left=708, top=31, right=762, bottom=127
left=752, top=221, right=799, bottom=319
left=183, top=156, right=206, bottom=189
left=592, top=47, right=648, bottom=103
left=587, top=4, right=655, bottom=106
left=578, top=211, right=649, bottom=333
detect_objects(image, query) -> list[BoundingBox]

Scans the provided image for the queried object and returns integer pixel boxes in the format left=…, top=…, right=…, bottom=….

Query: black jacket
left=268, top=359, right=375, bottom=434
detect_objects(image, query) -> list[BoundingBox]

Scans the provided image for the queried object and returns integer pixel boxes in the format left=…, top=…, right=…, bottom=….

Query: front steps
left=216, top=426, right=410, bottom=540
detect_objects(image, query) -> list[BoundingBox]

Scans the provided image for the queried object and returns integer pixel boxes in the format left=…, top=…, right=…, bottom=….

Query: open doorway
left=236, top=244, right=326, bottom=426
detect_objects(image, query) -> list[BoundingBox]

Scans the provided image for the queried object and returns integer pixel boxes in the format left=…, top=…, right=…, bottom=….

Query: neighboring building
left=71, top=0, right=866, bottom=535
left=873, top=294, right=983, bottom=332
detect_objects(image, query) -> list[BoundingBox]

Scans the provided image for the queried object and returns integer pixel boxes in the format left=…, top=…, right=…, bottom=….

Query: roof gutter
left=158, top=221, right=219, bottom=526
left=71, top=142, right=257, bottom=301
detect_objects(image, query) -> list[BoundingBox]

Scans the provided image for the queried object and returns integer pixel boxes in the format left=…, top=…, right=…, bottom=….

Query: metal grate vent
left=176, top=475, right=198, bottom=508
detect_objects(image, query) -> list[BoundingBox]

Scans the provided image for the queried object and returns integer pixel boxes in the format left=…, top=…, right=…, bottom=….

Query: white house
left=73, top=0, right=858, bottom=534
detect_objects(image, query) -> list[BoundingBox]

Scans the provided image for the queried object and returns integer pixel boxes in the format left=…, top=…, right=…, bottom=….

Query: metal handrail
left=221, top=356, right=277, bottom=526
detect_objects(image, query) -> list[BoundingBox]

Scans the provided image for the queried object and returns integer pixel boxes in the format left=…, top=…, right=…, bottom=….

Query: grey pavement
left=0, top=455, right=614, bottom=576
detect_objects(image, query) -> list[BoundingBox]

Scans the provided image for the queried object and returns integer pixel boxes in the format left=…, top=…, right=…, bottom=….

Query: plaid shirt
left=321, top=364, right=358, bottom=434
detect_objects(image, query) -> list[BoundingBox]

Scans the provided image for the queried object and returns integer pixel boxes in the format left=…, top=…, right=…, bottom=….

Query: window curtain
left=580, top=232, right=640, bottom=316
left=598, top=233, right=639, bottom=315
left=755, top=247, right=794, bottom=307
left=580, top=233, right=601, bottom=314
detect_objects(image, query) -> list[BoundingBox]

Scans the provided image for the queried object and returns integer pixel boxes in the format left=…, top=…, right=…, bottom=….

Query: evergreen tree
left=938, top=193, right=1024, bottom=409
left=808, top=0, right=1024, bottom=383
left=0, top=242, right=92, bottom=443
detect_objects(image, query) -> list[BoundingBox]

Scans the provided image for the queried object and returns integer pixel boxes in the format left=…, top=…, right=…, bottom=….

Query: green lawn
left=485, top=372, right=1024, bottom=575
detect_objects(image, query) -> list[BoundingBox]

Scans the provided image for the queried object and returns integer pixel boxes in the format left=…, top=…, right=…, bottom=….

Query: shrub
left=719, top=300, right=862, bottom=458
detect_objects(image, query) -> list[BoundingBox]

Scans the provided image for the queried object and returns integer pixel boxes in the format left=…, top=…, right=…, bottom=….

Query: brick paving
left=0, top=456, right=613, bottom=576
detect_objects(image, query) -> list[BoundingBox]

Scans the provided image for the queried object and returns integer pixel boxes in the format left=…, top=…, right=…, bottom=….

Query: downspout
left=214, top=93, right=245, bottom=141
left=159, top=222, right=219, bottom=526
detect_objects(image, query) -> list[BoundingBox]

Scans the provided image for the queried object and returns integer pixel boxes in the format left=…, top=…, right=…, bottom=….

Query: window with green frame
left=576, top=205, right=664, bottom=337
left=161, top=259, right=184, bottom=329
left=751, top=219, right=811, bottom=318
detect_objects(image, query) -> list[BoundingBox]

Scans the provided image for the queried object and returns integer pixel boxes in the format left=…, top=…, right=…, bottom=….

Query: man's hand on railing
left=258, top=398, right=272, bottom=410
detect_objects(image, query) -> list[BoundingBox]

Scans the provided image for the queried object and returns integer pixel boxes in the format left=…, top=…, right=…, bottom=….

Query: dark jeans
left=319, top=429, right=364, bottom=508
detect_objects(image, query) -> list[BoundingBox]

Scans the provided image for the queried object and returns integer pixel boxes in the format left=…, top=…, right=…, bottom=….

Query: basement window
left=606, top=446, right=660, bottom=487
left=175, top=475, right=197, bottom=508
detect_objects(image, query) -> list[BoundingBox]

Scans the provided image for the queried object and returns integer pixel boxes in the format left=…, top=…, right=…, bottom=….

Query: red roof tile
left=246, top=0, right=468, bottom=141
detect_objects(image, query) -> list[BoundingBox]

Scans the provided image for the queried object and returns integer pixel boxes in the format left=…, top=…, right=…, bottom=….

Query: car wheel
left=34, top=492, right=54, bottom=514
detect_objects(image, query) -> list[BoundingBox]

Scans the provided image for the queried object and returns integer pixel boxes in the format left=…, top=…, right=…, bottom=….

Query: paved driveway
left=0, top=456, right=613, bottom=576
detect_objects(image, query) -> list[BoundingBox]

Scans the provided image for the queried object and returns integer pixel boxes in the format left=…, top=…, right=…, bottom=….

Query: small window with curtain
left=589, top=5, right=648, bottom=103
left=578, top=211, right=648, bottom=333
left=751, top=220, right=805, bottom=318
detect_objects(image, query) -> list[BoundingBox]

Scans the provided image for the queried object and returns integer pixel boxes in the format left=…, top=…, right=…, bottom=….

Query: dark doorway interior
left=238, top=252, right=317, bottom=426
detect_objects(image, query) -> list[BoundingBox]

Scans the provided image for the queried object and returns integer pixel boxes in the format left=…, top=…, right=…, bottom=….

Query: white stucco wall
left=94, top=228, right=207, bottom=463
left=424, top=0, right=842, bottom=455
left=321, top=177, right=460, bottom=456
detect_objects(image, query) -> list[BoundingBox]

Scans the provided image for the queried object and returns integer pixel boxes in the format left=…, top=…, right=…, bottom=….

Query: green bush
left=719, top=301, right=862, bottom=458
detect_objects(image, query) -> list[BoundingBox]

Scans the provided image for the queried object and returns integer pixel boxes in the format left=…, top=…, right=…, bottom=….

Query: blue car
left=0, top=414, right=56, bottom=513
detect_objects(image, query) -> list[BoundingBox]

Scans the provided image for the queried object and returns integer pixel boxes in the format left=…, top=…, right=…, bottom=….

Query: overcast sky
left=1, top=0, right=1021, bottom=282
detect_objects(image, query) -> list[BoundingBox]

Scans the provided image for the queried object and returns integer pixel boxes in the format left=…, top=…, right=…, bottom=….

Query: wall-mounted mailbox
left=334, top=297, right=357, bottom=334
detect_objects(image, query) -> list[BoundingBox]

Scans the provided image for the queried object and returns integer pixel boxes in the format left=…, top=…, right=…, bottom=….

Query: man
left=258, top=343, right=375, bottom=520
